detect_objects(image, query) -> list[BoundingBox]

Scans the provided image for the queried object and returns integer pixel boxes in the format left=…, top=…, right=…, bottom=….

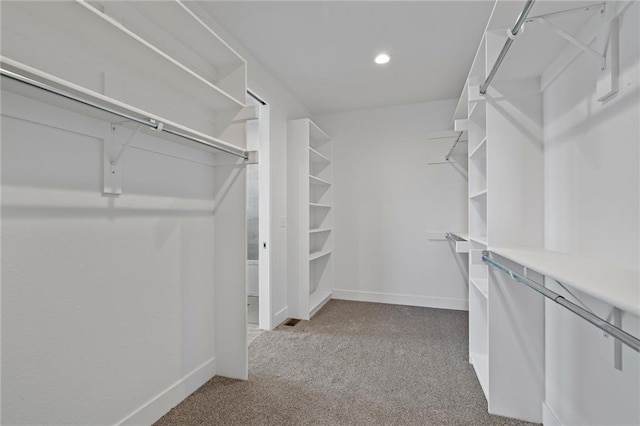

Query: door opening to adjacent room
left=246, top=90, right=271, bottom=341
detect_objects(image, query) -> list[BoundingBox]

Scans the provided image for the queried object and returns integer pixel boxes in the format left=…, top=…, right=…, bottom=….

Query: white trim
left=116, top=357, right=216, bottom=426
left=542, top=401, right=562, bottom=426
left=274, top=306, right=289, bottom=326
left=331, top=289, right=469, bottom=311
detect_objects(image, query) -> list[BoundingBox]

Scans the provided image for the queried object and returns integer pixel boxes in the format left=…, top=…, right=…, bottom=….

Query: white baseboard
left=274, top=306, right=288, bottom=327
left=116, top=357, right=216, bottom=426
left=331, top=289, right=468, bottom=311
left=542, top=401, right=562, bottom=426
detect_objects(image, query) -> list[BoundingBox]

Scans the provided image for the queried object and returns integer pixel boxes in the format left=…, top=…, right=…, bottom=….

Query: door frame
left=247, top=89, right=272, bottom=330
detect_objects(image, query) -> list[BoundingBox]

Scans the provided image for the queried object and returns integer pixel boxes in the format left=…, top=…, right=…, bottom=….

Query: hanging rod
left=444, top=131, right=464, bottom=161
left=0, top=66, right=249, bottom=160
left=482, top=252, right=640, bottom=353
left=479, top=0, right=536, bottom=95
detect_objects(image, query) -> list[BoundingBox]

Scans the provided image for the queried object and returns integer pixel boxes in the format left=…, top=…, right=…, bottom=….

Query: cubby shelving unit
left=288, top=118, right=333, bottom=320
left=458, top=1, right=628, bottom=423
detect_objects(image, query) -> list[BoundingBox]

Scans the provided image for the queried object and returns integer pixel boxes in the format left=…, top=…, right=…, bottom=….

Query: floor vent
left=283, top=318, right=301, bottom=327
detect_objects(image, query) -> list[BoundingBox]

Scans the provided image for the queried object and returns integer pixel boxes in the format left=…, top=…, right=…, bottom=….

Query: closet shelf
left=309, top=147, right=331, bottom=163
left=469, top=236, right=488, bottom=246
left=0, top=58, right=247, bottom=159
left=309, top=175, right=331, bottom=186
left=469, top=137, right=487, bottom=159
left=3, top=1, right=245, bottom=112
left=309, top=203, right=332, bottom=209
left=491, top=247, right=640, bottom=316
left=470, top=352, right=489, bottom=399
left=309, top=290, right=332, bottom=317
left=309, top=250, right=332, bottom=261
left=310, top=228, right=332, bottom=234
left=471, top=278, right=488, bottom=298
left=469, top=189, right=488, bottom=200
left=309, top=121, right=330, bottom=148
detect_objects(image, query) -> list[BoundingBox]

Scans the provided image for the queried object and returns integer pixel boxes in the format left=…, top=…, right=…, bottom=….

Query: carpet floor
left=155, top=300, right=536, bottom=425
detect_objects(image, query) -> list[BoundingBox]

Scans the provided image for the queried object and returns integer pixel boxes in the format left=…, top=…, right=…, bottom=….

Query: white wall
left=543, top=3, right=640, bottom=424
left=1, top=93, right=224, bottom=424
left=316, top=100, right=469, bottom=310
left=189, top=5, right=311, bottom=326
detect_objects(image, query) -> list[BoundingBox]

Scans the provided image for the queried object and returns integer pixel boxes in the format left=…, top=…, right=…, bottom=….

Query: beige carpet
left=156, top=300, right=536, bottom=425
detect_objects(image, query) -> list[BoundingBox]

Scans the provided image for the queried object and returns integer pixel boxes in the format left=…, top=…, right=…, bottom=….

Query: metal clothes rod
left=0, top=66, right=248, bottom=160
left=479, top=0, right=536, bottom=95
left=482, top=252, right=640, bottom=353
left=444, top=131, right=464, bottom=161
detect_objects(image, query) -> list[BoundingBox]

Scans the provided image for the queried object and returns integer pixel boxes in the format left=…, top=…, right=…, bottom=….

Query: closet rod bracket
left=531, top=17, right=606, bottom=70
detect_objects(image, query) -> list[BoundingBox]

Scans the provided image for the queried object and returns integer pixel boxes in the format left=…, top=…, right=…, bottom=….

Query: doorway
left=246, top=90, right=271, bottom=341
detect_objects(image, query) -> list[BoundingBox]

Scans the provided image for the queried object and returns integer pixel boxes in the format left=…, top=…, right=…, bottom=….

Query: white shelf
left=289, top=118, right=333, bottom=321
left=310, top=228, right=332, bottom=234
left=309, top=147, right=331, bottom=163
left=309, top=175, right=331, bottom=186
left=1, top=58, right=244, bottom=158
left=309, top=290, right=332, bottom=318
left=469, top=236, right=488, bottom=246
left=309, top=250, right=332, bottom=261
left=2, top=2, right=244, bottom=112
left=309, top=203, right=332, bottom=209
left=451, top=232, right=469, bottom=241
left=469, top=189, right=488, bottom=200
left=468, top=100, right=482, bottom=119
left=470, top=278, right=488, bottom=298
left=470, top=352, right=489, bottom=399
left=469, top=137, right=487, bottom=159
left=491, top=247, right=640, bottom=316
left=309, top=120, right=330, bottom=147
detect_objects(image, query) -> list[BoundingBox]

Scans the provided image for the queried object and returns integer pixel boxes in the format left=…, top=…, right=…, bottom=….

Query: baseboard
left=274, top=306, right=288, bottom=327
left=116, top=357, right=216, bottom=426
left=331, top=289, right=468, bottom=311
left=542, top=401, right=562, bottom=426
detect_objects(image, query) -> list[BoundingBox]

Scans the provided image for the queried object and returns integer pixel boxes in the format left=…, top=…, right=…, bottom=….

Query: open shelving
left=288, top=119, right=334, bottom=320
left=1, top=0, right=247, bottom=140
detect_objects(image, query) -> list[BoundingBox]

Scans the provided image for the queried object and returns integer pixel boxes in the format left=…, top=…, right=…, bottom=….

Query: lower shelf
left=470, top=352, right=489, bottom=401
left=470, top=278, right=488, bottom=298
left=309, top=290, right=332, bottom=318
left=309, top=250, right=332, bottom=261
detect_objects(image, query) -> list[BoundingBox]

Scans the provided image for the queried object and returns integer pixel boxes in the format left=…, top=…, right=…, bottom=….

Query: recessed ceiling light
left=374, top=53, right=390, bottom=65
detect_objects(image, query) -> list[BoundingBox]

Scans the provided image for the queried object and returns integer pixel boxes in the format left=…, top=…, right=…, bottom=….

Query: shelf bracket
left=531, top=17, right=606, bottom=70
left=529, top=1, right=627, bottom=102
left=103, top=122, right=160, bottom=196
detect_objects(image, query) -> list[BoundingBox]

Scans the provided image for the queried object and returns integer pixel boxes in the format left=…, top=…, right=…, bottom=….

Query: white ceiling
left=199, top=1, right=495, bottom=115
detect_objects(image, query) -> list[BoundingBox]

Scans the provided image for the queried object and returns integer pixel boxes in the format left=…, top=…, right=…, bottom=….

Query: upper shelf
left=1, top=58, right=247, bottom=159
left=1, top=0, right=247, bottom=137
left=491, top=247, right=640, bottom=316
left=309, top=147, right=331, bottom=163
left=472, top=0, right=607, bottom=91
